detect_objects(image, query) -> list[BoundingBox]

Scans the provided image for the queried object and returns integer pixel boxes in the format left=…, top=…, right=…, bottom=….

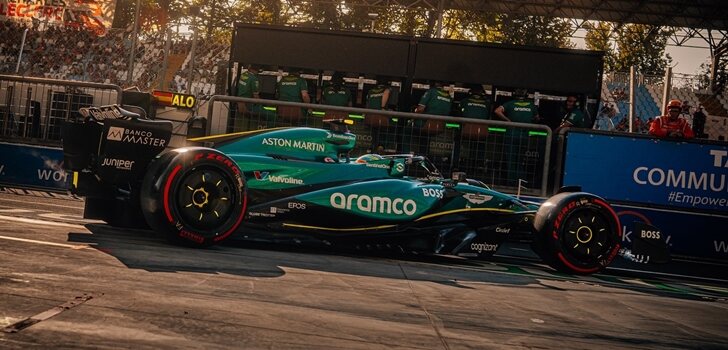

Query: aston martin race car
left=61, top=105, right=665, bottom=275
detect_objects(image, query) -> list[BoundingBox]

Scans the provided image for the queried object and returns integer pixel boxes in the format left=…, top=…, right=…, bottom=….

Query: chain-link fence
left=0, top=74, right=122, bottom=145
left=170, top=33, right=229, bottom=96
left=599, top=70, right=714, bottom=135
left=0, top=20, right=228, bottom=95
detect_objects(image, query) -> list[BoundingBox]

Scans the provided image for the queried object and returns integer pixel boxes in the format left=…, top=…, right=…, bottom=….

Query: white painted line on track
left=0, top=209, right=34, bottom=213
left=0, top=317, right=21, bottom=328
left=0, top=196, right=84, bottom=210
left=0, top=215, right=88, bottom=230
left=37, top=213, right=95, bottom=223
left=3, top=294, right=93, bottom=333
left=0, top=235, right=91, bottom=250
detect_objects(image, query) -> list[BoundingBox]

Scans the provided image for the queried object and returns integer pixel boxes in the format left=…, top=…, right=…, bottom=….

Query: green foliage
left=613, top=24, right=673, bottom=75
left=440, top=11, right=497, bottom=41
left=376, top=8, right=436, bottom=37
left=111, top=1, right=575, bottom=48
left=111, top=0, right=134, bottom=29
left=112, top=0, right=190, bottom=30
left=697, top=56, right=728, bottom=94
left=487, top=14, right=574, bottom=48
left=584, top=21, right=615, bottom=70
left=585, top=22, right=673, bottom=75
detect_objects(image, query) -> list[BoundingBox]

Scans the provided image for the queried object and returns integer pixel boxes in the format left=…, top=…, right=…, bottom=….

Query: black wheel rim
left=175, top=166, right=236, bottom=232
left=562, top=209, right=612, bottom=263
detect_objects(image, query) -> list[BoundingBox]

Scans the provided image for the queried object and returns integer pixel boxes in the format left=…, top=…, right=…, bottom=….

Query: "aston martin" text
left=261, top=137, right=325, bottom=152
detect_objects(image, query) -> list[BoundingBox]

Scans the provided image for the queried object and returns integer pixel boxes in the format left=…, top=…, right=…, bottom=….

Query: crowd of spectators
left=597, top=87, right=703, bottom=139
left=1, top=21, right=130, bottom=84
left=0, top=21, right=26, bottom=72
left=614, top=116, right=649, bottom=133
left=171, top=40, right=229, bottom=95
left=170, top=37, right=192, bottom=55
left=611, top=87, right=628, bottom=101
left=0, top=22, right=220, bottom=93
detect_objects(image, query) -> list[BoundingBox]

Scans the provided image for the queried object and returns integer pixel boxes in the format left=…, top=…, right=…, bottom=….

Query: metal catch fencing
left=0, top=75, right=122, bottom=145
left=0, top=21, right=228, bottom=95
left=204, top=96, right=553, bottom=196
left=0, top=23, right=134, bottom=86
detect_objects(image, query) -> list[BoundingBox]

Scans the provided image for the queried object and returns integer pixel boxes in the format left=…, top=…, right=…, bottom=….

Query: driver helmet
left=666, top=99, right=682, bottom=114
left=355, top=154, right=384, bottom=164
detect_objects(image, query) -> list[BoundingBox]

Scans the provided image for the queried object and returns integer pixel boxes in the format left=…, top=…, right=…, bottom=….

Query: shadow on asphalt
left=67, top=223, right=728, bottom=303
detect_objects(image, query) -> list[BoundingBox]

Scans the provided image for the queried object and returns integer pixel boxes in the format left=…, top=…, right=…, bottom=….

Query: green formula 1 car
left=62, top=105, right=664, bottom=275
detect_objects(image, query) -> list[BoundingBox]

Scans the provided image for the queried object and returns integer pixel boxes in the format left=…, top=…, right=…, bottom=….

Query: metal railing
left=0, top=75, right=122, bottom=145
left=204, top=96, right=553, bottom=196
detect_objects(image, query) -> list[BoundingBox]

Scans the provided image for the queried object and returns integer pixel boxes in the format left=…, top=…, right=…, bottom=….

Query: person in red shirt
left=649, top=99, right=695, bottom=139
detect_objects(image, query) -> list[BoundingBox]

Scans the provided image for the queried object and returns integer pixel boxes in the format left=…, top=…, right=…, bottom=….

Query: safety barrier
left=0, top=75, right=122, bottom=146
left=555, top=128, right=728, bottom=261
left=0, top=142, right=67, bottom=192
left=204, top=96, right=553, bottom=196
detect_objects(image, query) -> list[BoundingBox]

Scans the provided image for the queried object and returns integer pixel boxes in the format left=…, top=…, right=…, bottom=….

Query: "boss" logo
left=640, top=230, right=661, bottom=240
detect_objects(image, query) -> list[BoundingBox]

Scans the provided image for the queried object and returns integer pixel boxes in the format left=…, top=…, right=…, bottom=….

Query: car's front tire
left=140, top=147, right=246, bottom=247
left=532, top=192, right=621, bottom=275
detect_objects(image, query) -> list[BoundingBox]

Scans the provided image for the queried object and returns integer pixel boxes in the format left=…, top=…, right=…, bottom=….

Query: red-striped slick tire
left=140, top=147, right=246, bottom=247
left=532, top=192, right=621, bottom=275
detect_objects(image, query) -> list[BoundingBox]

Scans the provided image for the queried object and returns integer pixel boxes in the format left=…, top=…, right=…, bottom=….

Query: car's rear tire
left=140, top=147, right=246, bottom=247
left=532, top=192, right=621, bottom=275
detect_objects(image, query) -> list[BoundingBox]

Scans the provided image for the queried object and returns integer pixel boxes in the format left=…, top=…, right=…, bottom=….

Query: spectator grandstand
left=598, top=72, right=728, bottom=139
left=600, top=78, right=660, bottom=134
left=718, top=91, right=728, bottom=112
left=1, top=22, right=156, bottom=89
left=172, top=38, right=229, bottom=95
left=0, top=22, right=220, bottom=93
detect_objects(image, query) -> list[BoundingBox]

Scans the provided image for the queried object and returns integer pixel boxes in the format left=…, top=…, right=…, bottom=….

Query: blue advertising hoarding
left=613, top=205, right=728, bottom=260
left=561, top=131, right=728, bottom=260
left=0, top=142, right=68, bottom=191
left=563, top=132, right=728, bottom=213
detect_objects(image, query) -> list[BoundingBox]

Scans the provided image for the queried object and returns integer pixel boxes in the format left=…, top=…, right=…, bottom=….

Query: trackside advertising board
left=561, top=131, right=728, bottom=260
left=563, top=132, right=728, bottom=213
left=0, top=0, right=117, bottom=34
left=0, top=142, right=67, bottom=191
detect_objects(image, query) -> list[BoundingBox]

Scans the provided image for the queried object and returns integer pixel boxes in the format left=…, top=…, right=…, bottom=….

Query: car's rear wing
left=62, top=104, right=172, bottom=194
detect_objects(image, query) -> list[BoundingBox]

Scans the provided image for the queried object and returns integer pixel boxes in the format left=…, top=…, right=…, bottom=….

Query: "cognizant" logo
left=471, top=242, right=499, bottom=253
left=330, top=193, right=417, bottom=216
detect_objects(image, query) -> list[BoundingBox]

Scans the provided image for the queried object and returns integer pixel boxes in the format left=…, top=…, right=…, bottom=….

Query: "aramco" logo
left=330, top=193, right=417, bottom=216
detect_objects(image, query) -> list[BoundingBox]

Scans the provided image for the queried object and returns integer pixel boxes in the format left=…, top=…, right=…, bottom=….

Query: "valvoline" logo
left=254, top=171, right=303, bottom=185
